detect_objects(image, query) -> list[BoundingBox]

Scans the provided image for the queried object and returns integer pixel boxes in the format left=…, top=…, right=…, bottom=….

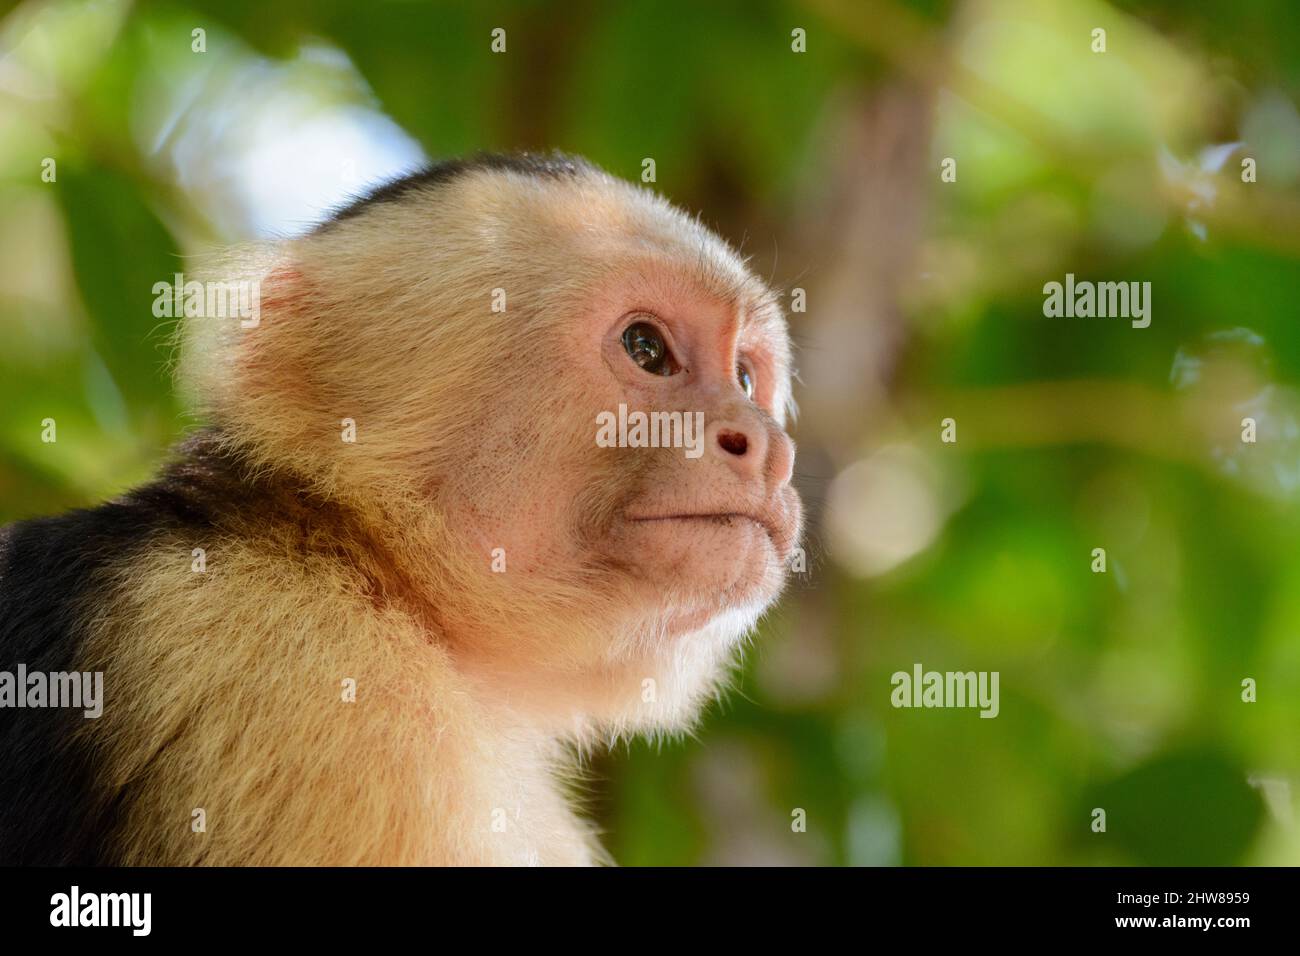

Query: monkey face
left=439, top=262, right=802, bottom=653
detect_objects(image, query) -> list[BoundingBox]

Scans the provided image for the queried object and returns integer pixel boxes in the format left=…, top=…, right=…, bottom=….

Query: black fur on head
left=319, top=150, right=598, bottom=230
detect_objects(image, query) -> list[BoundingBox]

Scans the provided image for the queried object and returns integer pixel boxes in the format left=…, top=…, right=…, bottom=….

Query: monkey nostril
left=717, top=429, right=748, bottom=457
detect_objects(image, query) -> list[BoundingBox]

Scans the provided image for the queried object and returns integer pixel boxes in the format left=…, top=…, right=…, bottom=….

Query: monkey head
left=183, top=154, right=802, bottom=734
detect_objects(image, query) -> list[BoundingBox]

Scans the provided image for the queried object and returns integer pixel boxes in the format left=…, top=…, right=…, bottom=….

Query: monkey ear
left=177, top=259, right=301, bottom=414
left=258, top=265, right=309, bottom=319
left=238, top=263, right=303, bottom=356
left=231, top=263, right=314, bottom=405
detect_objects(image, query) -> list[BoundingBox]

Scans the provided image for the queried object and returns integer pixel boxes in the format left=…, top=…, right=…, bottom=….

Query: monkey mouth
left=626, top=511, right=788, bottom=553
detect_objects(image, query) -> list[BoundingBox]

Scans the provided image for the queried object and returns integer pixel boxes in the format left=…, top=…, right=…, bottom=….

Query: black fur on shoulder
left=0, top=429, right=245, bottom=864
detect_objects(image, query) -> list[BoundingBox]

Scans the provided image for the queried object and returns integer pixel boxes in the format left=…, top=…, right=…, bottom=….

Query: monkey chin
left=612, top=511, right=793, bottom=640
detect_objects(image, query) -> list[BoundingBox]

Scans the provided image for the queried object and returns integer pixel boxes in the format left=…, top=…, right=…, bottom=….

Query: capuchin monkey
left=0, top=153, right=802, bottom=865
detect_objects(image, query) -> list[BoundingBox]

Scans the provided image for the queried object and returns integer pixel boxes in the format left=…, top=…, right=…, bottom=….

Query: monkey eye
left=736, top=363, right=754, bottom=399
left=621, top=320, right=680, bottom=376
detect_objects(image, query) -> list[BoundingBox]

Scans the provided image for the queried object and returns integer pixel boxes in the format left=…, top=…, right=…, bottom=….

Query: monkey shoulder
left=0, top=466, right=229, bottom=864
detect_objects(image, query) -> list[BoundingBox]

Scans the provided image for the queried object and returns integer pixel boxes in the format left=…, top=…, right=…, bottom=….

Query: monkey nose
left=707, top=416, right=785, bottom=486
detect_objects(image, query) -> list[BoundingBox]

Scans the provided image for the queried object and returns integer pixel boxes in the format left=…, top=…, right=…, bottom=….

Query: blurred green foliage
left=1, top=0, right=1298, bottom=865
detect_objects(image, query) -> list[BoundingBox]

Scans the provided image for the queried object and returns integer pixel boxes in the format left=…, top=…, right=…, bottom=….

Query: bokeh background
left=2, top=0, right=1298, bottom=865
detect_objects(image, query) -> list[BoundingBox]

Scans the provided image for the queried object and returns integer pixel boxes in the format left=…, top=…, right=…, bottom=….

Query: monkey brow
left=317, top=151, right=597, bottom=231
